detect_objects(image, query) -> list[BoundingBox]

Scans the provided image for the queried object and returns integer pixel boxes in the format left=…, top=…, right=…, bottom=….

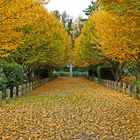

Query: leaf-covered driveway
left=0, top=77, right=140, bottom=140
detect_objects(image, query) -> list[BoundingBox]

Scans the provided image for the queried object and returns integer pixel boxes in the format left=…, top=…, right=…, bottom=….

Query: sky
left=46, top=0, right=94, bottom=19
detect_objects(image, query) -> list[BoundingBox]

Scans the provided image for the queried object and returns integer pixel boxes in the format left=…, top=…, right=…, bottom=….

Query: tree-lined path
left=0, top=77, right=140, bottom=139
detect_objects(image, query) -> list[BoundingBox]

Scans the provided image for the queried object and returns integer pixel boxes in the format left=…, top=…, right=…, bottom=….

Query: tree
left=52, top=10, right=61, bottom=19
left=74, top=0, right=140, bottom=80
left=0, top=0, right=48, bottom=57
left=52, top=10, right=74, bottom=46
left=83, top=0, right=97, bottom=16
left=9, top=6, right=71, bottom=78
left=73, top=14, right=102, bottom=68
left=96, top=0, right=140, bottom=79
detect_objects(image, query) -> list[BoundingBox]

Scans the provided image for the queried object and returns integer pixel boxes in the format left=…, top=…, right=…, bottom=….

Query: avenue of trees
left=73, top=0, right=140, bottom=82
left=1, top=0, right=140, bottom=87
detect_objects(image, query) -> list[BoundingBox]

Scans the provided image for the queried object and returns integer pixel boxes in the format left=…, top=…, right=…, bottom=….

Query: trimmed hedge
left=73, top=71, right=88, bottom=77
left=0, top=63, right=24, bottom=98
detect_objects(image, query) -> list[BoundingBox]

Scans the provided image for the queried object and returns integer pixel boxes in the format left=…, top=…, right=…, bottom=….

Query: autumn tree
left=73, top=15, right=102, bottom=68
left=96, top=0, right=140, bottom=79
left=96, top=0, right=140, bottom=61
left=74, top=0, right=140, bottom=80
left=0, top=0, right=48, bottom=57
left=8, top=5, right=71, bottom=78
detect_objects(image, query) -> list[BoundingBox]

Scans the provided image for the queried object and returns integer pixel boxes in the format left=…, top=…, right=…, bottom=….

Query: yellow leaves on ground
left=0, top=77, right=140, bottom=139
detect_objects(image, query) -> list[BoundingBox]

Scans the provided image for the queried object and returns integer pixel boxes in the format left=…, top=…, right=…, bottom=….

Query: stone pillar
left=36, top=81, right=39, bottom=87
left=108, top=80, right=110, bottom=88
left=0, top=91, right=2, bottom=106
left=27, top=83, right=30, bottom=92
left=128, top=84, right=133, bottom=97
left=6, top=89, right=10, bottom=103
left=134, top=86, right=139, bottom=99
left=13, top=87, right=16, bottom=99
left=103, top=80, right=106, bottom=86
left=109, top=80, right=112, bottom=88
left=18, top=85, right=22, bottom=97
left=118, top=82, right=121, bottom=93
left=23, top=84, right=26, bottom=95
left=21, top=84, right=24, bottom=96
left=105, top=80, right=107, bottom=87
left=106, top=80, right=109, bottom=87
left=123, top=83, right=127, bottom=94
left=111, top=81, right=114, bottom=89
left=114, top=82, right=117, bottom=90
left=30, top=82, right=33, bottom=91
left=33, top=82, right=35, bottom=88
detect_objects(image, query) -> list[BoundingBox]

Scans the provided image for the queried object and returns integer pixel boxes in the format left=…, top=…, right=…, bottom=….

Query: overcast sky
left=46, top=0, right=95, bottom=18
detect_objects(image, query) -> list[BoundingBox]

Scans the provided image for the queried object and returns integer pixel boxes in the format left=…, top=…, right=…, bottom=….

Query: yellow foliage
left=75, top=0, right=140, bottom=66
left=94, top=10, right=133, bottom=61
left=0, top=0, right=48, bottom=57
left=9, top=6, right=71, bottom=67
left=0, top=0, right=71, bottom=66
left=121, top=76, right=134, bottom=84
left=73, top=15, right=102, bottom=67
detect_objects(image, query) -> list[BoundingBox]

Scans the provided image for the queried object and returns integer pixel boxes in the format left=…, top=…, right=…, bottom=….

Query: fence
left=0, top=78, right=53, bottom=106
left=88, top=77, right=139, bottom=100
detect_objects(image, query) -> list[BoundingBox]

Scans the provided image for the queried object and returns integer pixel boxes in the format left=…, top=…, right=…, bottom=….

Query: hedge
left=0, top=63, right=24, bottom=98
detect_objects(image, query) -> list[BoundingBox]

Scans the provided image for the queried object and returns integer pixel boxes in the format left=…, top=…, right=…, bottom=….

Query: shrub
left=97, top=66, right=114, bottom=80
left=121, top=76, right=135, bottom=84
left=73, top=71, right=88, bottom=77
left=53, top=70, right=69, bottom=76
left=88, top=66, right=98, bottom=77
left=0, top=62, right=24, bottom=97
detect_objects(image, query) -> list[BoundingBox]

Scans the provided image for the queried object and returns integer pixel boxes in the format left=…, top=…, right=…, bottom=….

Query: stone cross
left=67, top=63, right=75, bottom=77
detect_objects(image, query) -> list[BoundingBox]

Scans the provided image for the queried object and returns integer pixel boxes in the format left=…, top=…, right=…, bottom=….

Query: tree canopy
left=1, top=0, right=71, bottom=68
left=74, top=0, right=140, bottom=67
